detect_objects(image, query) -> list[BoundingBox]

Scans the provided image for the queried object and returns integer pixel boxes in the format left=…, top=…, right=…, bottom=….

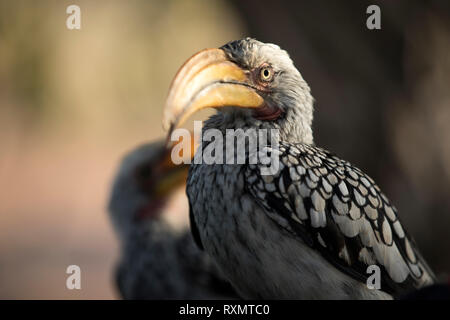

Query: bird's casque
left=163, top=38, right=435, bottom=299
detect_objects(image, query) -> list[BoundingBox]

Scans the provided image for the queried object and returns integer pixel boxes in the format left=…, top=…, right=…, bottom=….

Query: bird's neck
left=281, top=107, right=314, bottom=145
left=122, top=217, right=179, bottom=248
left=202, top=111, right=314, bottom=146
left=196, top=113, right=313, bottom=167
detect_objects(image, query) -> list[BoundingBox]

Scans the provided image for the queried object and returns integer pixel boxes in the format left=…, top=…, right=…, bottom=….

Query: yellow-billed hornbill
left=162, top=38, right=436, bottom=299
left=108, top=138, right=237, bottom=299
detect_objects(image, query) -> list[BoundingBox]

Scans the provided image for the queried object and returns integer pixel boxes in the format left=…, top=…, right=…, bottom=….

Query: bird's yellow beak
left=162, top=48, right=264, bottom=137
left=152, top=134, right=196, bottom=197
left=153, top=164, right=189, bottom=198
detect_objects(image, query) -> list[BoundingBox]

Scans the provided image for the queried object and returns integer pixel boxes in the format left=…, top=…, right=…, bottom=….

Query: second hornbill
left=162, top=38, right=435, bottom=299
left=108, top=139, right=237, bottom=299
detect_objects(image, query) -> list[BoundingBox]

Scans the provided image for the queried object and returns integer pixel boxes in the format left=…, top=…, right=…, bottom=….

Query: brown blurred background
left=0, top=0, right=449, bottom=299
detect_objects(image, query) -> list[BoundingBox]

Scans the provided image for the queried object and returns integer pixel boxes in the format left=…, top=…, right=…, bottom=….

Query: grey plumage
left=245, top=143, right=435, bottom=293
left=166, top=38, right=436, bottom=299
left=108, top=141, right=237, bottom=299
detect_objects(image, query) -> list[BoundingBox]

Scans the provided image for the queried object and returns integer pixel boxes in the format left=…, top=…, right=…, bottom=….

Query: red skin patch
left=253, top=105, right=283, bottom=121
left=135, top=199, right=166, bottom=221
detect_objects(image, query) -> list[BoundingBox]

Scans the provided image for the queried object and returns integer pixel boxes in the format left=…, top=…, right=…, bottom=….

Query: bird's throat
left=253, top=104, right=283, bottom=121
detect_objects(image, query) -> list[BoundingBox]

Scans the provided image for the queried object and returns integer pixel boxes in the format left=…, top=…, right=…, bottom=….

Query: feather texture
left=244, top=142, right=435, bottom=295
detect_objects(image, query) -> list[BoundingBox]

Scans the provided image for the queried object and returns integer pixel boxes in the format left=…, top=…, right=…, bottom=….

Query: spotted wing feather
left=245, top=142, right=435, bottom=296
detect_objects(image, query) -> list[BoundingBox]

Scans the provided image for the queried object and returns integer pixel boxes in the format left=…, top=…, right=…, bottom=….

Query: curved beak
left=162, top=48, right=264, bottom=138
left=153, top=133, right=196, bottom=197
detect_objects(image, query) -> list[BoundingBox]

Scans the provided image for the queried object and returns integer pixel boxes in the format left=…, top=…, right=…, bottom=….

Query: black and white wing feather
left=245, top=142, right=435, bottom=296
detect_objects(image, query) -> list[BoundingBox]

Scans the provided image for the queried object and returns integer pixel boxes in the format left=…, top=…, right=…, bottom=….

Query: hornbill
left=162, top=38, right=436, bottom=299
left=108, top=139, right=237, bottom=299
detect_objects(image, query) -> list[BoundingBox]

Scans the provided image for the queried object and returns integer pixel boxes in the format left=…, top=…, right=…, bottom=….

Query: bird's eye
left=259, top=67, right=274, bottom=82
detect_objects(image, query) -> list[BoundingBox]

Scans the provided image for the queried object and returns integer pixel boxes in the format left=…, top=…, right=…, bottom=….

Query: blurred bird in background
left=108, top=137, right=237, bottom=299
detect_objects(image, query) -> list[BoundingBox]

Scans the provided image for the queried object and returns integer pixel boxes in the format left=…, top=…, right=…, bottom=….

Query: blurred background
left=0, top=0, right=449, bottom=299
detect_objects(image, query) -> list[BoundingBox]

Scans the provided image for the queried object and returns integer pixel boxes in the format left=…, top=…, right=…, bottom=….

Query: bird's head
left=109, top=137, right=194, bottom=239
left=163, top=38, right=314, bottom=144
